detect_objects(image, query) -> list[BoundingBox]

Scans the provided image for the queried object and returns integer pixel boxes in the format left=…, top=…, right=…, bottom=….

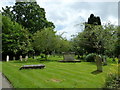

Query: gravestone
left=62, top=52, right=75, bottom=61
left=103, top=56, right=107, bottom=66
left=25, top=55, right=28, bottom=61
left=19, top=64, right=45, bottom=70
left=20, top=55, right=23, bottom=61
left=34, top=56, right=36, bottom=59
left=48, top=55, right=50, bottom=57
left=6, top=55, right=9, bottom=62
left=13, top=57, right=15, bottom=60
left=95, top=55, right=102, bottom=72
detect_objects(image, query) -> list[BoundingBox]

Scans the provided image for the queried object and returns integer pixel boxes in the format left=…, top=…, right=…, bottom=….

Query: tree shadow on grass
left=91, top=70, right=102, bottom=75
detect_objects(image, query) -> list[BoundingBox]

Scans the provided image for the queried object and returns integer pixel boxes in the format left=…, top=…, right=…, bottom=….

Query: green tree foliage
left=55, top=36, right=72, bottom=53
left=2, top=1, right=55, bottom=34
left=85, top=14, right=101, bottom=31
left=2, top=16, right=32, bottom=60
left=72, top=14, right=117, bottom=56
left=114, top=26, right=120, bottom=57
left=33, top=27, right=72, bottom=59
left=103, top=24, right=118, bottom=56
left=88, top=14, right=101, bottom=25
left=79, top=14, right=103, bottom=53
left=71, top=33, right=85, bottom=56
left=72, top=23, right=117, bottom=56
left=2, top=1, right=55, bottom=59
left=33, top=28, right=57, bottom=60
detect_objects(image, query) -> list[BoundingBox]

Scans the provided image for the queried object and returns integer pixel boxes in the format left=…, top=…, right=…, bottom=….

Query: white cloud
left=0, top=0, right=15, bottom=10
left=37, top=1, right=118, bottom=39
left=102, top=16, right=118, bottom=25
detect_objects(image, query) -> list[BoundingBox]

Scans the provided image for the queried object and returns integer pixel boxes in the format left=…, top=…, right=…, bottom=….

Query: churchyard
left=2, top=55, right=118, bottom=88
left=1, top=1, right=120, bottom=89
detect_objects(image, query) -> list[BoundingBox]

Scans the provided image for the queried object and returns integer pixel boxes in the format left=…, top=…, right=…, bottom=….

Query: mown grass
left=2, top=56, right=118, bottom=88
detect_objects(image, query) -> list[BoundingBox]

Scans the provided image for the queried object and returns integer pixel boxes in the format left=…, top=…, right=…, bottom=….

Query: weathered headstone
left=48, top=55, right=50, bottom=58
left=25, top=55, right=28, bottom=61
left=34, top=56, right=36, bottom=59
left=20, top=55, right=23, bottom=61
left=13, top=57, right=15, bottom=60
left=103, top=56, right=107, bottom=66
left=6, top=55, right=9, bottom=62
left=95, top=55, right=102, bottom=72
left=62, top=52, right=75, bottom=61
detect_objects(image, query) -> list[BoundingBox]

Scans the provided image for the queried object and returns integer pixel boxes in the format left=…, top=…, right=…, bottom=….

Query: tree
left=78, top=14, right=103, bottom=53
left=71, top=33, right=85, bottom=57
left=2, top=1, right=55, bottom=34
left=114, top=26, right=120, bottom=57
left=32, top=28, right=57, bottom=60
left=103, top=24, right=117, bottom=57
left=73, top=14, right=117, bottom=55
left=2, top=1, right=55, bottom=58
left=88, top=14, right=101, bottom=25
left=2, top=16, right=33, bottom=60
left=85, top=14, right=101, bottom=31
left=55, top=36, right=72, bottom=53
left=72, top=23, right=117, bottom=56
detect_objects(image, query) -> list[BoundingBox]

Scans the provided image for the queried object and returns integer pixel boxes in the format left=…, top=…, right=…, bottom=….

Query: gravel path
left=0, top=72, right=13, bottom=89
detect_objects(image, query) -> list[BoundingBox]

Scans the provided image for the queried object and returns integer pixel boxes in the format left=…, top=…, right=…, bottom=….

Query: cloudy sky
left=0, top=0, right=119, bottom=39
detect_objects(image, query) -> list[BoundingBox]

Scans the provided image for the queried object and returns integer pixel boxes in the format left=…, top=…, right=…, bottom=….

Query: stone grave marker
left=103, top=56, right=107, bottom=66
left=6, top=55, right=9, bottom=62
left=95, top=55, right=102, bottom=72
left=20, top=55, right=23, bottom=61
left=25, top=55, right=28, bottom=61
left=13, top=57, right=15, bottom=60
left=34, top=56, right=36, bottom=59
left=62, top=52, right=75, bottom=61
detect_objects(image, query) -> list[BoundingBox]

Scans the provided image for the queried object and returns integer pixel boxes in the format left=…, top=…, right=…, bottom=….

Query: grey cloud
left=42, top=2, right=118, bottom=39
left=68, top=2, right=118, bottom=20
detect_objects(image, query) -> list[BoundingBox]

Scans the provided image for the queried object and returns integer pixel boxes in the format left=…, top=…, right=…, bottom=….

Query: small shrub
left=85, top=53, right=96, bottom=62
left=104, top=64, right=120, bottom=89
left=105, top=73, right=120, bottom=89
left=40, top=54, right=45, bottom=58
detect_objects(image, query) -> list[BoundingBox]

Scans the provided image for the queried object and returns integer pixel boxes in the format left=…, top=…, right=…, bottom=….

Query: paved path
left=0, top=72, right=13, bottom=89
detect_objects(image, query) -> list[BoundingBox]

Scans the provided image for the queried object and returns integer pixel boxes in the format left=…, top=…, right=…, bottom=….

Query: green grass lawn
left=2, top=56, right=118, bottom=88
